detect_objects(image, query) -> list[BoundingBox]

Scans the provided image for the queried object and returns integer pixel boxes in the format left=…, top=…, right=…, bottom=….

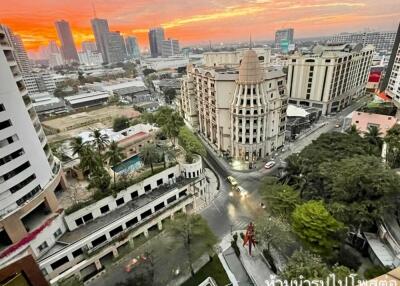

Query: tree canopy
left=292, top=201, right=344, bottom=255
left=113, top=116, right=130, bottom=132
left=178, top=127, right=206, bottom=158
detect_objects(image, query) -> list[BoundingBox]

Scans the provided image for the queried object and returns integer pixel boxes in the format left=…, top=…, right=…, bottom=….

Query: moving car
left=227, top=176, right=238, bottom=187
left=237, top=186, right=248, bottom=198
left=264, top=161, right=276, bottom=169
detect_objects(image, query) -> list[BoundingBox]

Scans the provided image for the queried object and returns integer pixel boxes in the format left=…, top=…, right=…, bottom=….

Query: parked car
left=264, top=161, right=276, bottom=169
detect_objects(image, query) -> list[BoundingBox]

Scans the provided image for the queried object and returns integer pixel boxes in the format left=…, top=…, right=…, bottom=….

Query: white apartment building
left=23, top=72, right=57, bottom=95
left=330, top=31, right=396, bottom=53
left=179, top=49, right=287, bottom=162
left=0, top=25, right=65, bottom=264
left=78, top=51, right=103, bottom=66
left=287, top=43, right=374, bottom=115
left=161, top=38, right=180, bottom=57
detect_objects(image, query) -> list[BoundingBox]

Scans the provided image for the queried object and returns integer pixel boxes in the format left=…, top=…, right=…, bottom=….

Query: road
left=200, top=96, right=370, bottom=238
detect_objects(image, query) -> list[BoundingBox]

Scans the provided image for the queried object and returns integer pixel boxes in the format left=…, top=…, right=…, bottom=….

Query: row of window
left=0, top=148, right=24, bottom=166
left=0, top=134, right=19, bottom=149
left=0, top=161, right=30, bottom=183
left=49, top=191, right=189, bottom=272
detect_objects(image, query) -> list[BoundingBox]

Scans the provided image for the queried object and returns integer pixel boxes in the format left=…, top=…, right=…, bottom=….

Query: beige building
left=287, top=43, right=374, bottom=115
left=202, top=48, right=271, bottom=69
left=179, top=49, right=287, bottom=162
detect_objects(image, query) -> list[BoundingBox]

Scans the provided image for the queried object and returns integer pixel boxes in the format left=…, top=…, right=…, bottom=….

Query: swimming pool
left=112, top=154, right=143, bottom=174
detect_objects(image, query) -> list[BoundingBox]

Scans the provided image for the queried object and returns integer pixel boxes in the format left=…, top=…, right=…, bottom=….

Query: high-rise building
left=47, top=41, right=63, bottom=67
left=287, top=43, right=374, bottom=115
left=148, top=27, right=165, bottom=57
left=161, top=38, right=180, bottom=57
left=125, top=36, right=140, bottom=59
left=81, top=41, right=97, bottom=53
left=330, top=30, right=397, bottom=53
left=1, top=25, right=32, bottom=73
left=179, top=49, right=287, bottom=162
left=275, top=28, right=294, bottom=50
left=91, top=18, right=110, bottom=63
left=48, top=41, right=60, bottom=54
left=106, top=31, right=126, bottom=64
left=54, top=20, right=79, bottom=63
left=0, top=25, right=65, bottom=264
left=381, top=24, right=400, bottom=106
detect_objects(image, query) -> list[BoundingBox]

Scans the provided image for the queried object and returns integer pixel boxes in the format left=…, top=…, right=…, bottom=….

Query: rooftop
left=58, top=177, right=196, bottom=244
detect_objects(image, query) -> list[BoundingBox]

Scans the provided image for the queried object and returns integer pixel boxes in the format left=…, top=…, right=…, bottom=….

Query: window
left=38, top=241, right=48, bottom=252
left=51, top=256, right=69, bottom=270
left=100, top=205, right=110, bottom=214
left=140, top=209, right=152, bottom=220
left=91, top=235, right=107, bottom=247
left=75, top=218, right=83, bottom=226
left=131, top=191, right=138, bottom=199
left=72, top=248, right=83, bottom=258
left=167, top=196, right=177, bottom=204
left=0, top=120, right=11, bottom=130
left=53, top=228, right=62, bottom=239
left=179, top=190, right=188, bottom=197
left=168, top=173, right=174, bottom=179
left=156, top=178, right=163, bottom=186
left=126, top=217, right=138, bottom=228
left=144, top=184, right=151, bottom=192
left=9, top=173, right=35, bottom=194
left=0, top=104, right=4, bottom=112
left=154, top=202, right=165, bottom=211
left=0, top=148, right=24, bottom=167
left=0, top=161, right=30, bottom=183
left=110, top=226, right=123, bottom=237
left=116, top=197, right=124, bottom=206
left=83, top=213, right=93, bottom=223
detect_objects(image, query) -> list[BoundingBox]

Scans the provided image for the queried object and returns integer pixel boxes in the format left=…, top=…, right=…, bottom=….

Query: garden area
left=253, top=124, right=400, bottom=281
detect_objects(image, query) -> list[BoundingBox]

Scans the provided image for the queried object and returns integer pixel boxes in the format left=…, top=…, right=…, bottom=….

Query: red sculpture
left=243, top=222, right=256, bottom=255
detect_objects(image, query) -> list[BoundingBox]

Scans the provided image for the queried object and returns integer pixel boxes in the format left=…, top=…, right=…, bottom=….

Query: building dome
left=238, top=49, right=263, bottom=83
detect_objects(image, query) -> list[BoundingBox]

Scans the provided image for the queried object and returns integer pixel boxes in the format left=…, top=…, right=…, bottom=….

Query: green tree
left=140, top=144, right=160, bottom=173
left=106, top=141, right=125, bottom=185
left=292, top=201, right=344, bottom=255
left=281, top=250, right=353, bottom=283
left=90, top=129, right=110, bottom=154
left=164, top=88, right=177, bottom=104
left=346, top=124, right=360, bottom=136
left=162, top=112, right=184, bottom=145
left=143, top=68, right=156, bottom=76
left=259, top=177, right=300, bottom=217
left=113, top=116, right=130, bottom=132
left=281, top=250, right=330, bottom=281
left=165, top=213, right=217, bottom=276
left=364, top=125, right=383, bottom=148
left=79, top=146, right=103, bottom=175
left=88, top=167, right=111, bottom=192
left=71, top=137, right=86, bottom=156
left=255, top=216, right=293, bottom=252
left=320, top=156, right=400, bottom=229
left=178, top=127, right=206, bottom=157
left=385, top=124, right=400, bottom=168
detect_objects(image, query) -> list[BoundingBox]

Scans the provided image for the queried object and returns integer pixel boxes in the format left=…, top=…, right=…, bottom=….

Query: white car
left=237, top=186, right=248, bottom=198
left=264, top=161, right=276, bottom=169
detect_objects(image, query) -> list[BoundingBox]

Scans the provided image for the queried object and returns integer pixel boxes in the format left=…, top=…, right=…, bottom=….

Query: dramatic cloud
left=0, top=0, right=398, bottom=51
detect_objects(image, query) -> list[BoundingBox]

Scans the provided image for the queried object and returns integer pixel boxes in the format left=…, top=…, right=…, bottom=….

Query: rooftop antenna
left=92, top=1, right=97, bottom=18
left=249, top=33, right=253, bottom=49
left=209, top=40, right=212, bottom=51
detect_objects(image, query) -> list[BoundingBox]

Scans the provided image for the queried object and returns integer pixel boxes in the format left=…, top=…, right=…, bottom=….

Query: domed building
left=179, top=48, right=287, bottom=165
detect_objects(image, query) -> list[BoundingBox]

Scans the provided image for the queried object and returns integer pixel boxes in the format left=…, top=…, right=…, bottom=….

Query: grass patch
left=182, top=255, right=230, bottom=286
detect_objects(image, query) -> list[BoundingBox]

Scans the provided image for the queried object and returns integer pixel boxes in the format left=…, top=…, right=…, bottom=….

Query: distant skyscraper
left=1, top=25, right=32, bottom=73
left=106, top=31, right=126, bottom=63
left=125, top=36, right=140, bottom=59
left=91, top=18, right=110, bottom=63
left=55, top=20, right=79, bottom=63
left=275, top=28, right=294, bottom=50
left=48, top=40, right=60, bottom=54
left=81, top=41, right=97, bottom=53
left=148, top=27, right=165, bottom=57
left=162, top=38, right=180, bottom=57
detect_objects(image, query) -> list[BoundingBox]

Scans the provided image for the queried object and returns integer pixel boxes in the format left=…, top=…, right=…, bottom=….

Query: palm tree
left=106, top=141, right=125, bottom=185
left=71, top=136, right=86, bottom=156
left=157, top=144, right=176, bottom=168
left=79, top=146, right=102, bottom=175
left=90, top=129, right=110, bottom=154
left=346, top=124, right=360, bottom=136
left=364, top=125, right=383, bottom=147
left=162, top=112, right=184, bottom=146
left=140, top=144, right=159, bottom=173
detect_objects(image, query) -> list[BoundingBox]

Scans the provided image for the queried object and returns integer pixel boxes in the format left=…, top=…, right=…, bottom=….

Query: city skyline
left=1, top=0, right=399, bottom=51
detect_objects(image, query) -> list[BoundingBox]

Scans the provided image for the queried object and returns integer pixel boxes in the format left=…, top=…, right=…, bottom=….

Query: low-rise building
left=64, top=91, right=111, bottom=109
left=142, top=56, right=189, bottom=71
left=23, top=72, right=57, bottom=95
left=30, top=92, right=68, bottom=116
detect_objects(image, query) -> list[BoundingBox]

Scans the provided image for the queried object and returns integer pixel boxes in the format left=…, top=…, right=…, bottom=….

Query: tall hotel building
left=330, top=31, right=397, bottom=53
left=179, top=49, right=287, bottom=162
left=287, top=43, right=374, bottom=115
left=0, top=24, right=65, bottom=264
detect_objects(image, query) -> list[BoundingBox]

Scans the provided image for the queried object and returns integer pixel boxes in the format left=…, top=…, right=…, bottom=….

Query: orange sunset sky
left=0, top=0, right=399, bottom=52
